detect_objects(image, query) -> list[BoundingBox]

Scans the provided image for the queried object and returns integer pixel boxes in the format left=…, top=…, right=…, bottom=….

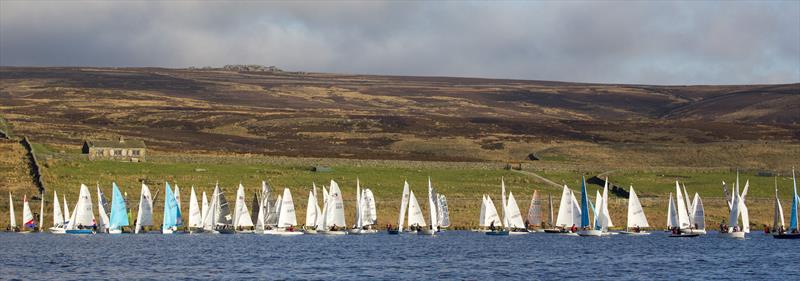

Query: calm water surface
left=1, top=231, right=797, bottom=280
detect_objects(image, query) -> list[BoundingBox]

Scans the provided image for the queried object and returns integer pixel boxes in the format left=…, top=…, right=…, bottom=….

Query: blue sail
left=790, top=170, right=798, bottom=231
left=109, top=182, right=129, bottom=229
left=162, top=182, right=180, bottom=230
left=580, top=176, right=590, bottom=228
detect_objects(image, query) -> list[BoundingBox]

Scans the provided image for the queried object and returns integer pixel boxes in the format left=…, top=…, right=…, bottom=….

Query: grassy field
left=1, top=148, right=796, bottom=231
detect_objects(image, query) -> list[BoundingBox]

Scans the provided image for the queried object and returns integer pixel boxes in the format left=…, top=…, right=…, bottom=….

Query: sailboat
left=774, top=168, right=799, bottom=239
left=318, top=180, right=347, bottom=235
left=162, top=182, right=183, bottom=234
left=477, top=195, right=502, bottom=233
left=772, top=178, right=786, bottom=234
left=233, top=183, right=255, bottom=233
left=549, top=184, right=581, bottom=235
left=351, top=187, right=378, bottom=235
left=689, top=192, right=707, bottom=234
left=50, top=190, right=66, bottom=234
left=96, top=184, right=110, bottom=233
left=108, top=182, right=129, bottom=234
left=420, top=177, right=438, bottom=235
left=620, top=186, right=650, bottom=235
left=203, top=183, right=234, bottom=234
left=505, top=192, right=528, bottom=234
left=66, top=184, right=96, bottom=234
left=134, top=182, right=154, bottom=234
left=389, top=181, right=410, bottom=234
left=719, top=173, right=747, bottom=239
left=201, top=190, right=209, bottom=228
left=21, top=194, right=36, bottom=233
left=304, top=185, right=321, bottom=234
left=188, top=186, right=203, bottom=233
left=526, top=190, right=543, bottom=232
left=577, top=177, right=602, bottom=237
left=406, top=189, right=427, bottom=233
left=264, top=188, right=303, bottom=235
left=8, top=192, right=17, bottom=232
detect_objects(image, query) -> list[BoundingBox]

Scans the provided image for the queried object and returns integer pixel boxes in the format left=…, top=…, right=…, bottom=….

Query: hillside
left=1, top=67, right=798, bottom=167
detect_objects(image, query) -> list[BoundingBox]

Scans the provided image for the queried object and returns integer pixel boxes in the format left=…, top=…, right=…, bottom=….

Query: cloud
left=1, top=0, right=798, bottom=85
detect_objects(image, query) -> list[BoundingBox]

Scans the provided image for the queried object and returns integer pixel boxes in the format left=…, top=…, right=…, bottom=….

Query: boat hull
left=387, top=230, right=400, bottom=235
left=543, top=229, right=566, bottom=234
left=303, top=229, right=318, bottom=234
left=49, top=227, right=66, bottom=234
left=718, top=232, right=745, bottom=239
left=773, top=233, right=800, bottom=239
left=349, top=229, right=379, bottom=235
left=317, top=230, right=348, bottom=235
left=66, top=229, right=95, bottom=234
left=577, top=230, right=603, bottom=237
left=669, top=233, right=700, bottom=238
left=619, top=231, right=650, bottom=236
left=509, top=230, right=530, bottom=235
left=419, top=229, right=436, bottom=235
left=108, top=229, right=123, bottom=234
left=263, top=229, right=304, bottom=236
left=486, top=230, right=509, bottom=236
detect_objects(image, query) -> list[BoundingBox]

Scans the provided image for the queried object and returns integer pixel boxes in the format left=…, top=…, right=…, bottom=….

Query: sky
left=1, top=1, right=798, bottom=85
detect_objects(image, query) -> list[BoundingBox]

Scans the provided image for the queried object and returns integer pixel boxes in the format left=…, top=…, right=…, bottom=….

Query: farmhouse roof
left=84, top=137, right=146, bottom=149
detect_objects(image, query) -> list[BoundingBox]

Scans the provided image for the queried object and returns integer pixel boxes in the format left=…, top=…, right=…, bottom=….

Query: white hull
left=419, top=229, right=436, bottom=235
left=236, top=230, right=255, bottom=234
left=108, top=229, right=123, bottom=234
left=317, top=230, right=347, bottom=235
left=303, top=229, right=318, bottom=234
left=686, top=229, right=707, bottom=235
left=49, top=227, right=66, bottom=234
left=509, top=230, right=530, bottom=235
left=619, top=231, right=650, bottom=235
left=718, top=232, right=745, bottom=239
left=577, top=229, right=603, bottom=237
left=263, top=229, right=304, bottom=236
left=349, top=229, right=379, bottom=235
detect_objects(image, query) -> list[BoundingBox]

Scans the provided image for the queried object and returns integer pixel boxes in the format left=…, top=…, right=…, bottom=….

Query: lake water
left=1, top=231, right=797, bottom=280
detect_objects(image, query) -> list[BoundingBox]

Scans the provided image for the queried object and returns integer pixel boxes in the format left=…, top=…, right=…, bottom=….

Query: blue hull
left=66, top=229, right=95, bottom=234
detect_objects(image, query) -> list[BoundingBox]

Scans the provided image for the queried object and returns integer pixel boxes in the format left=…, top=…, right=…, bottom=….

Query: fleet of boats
left=4, top=171, right=800, bottom=240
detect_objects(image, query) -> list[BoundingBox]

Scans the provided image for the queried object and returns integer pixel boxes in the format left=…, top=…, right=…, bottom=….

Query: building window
left=132, top=150, right=140, bottom=156
left=114, top=149, right=123, bottom=156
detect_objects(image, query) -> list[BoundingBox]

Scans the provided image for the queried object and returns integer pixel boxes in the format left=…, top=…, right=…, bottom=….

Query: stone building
left=82, top=137, right=146, bottom=162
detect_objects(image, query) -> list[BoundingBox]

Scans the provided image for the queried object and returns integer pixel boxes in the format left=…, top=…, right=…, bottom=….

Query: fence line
left=20, top=136, right=46, bottom=195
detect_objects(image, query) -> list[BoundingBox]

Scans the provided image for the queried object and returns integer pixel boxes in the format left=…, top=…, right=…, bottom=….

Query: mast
left=548, top=193, right=554, bottom=227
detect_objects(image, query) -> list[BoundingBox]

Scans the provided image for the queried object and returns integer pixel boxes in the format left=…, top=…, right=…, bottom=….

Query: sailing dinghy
left=50, top=190, right=66, bottom=234
left=718, top=173, right=747, bottom=239
left=577, top=177, right=602, bottom=237
left=66, top=184, right=96, bottom=234
left=317, top=180, right=347, bottom=235
left=108, top=183, right=129, bottom=234
left=162, top=182, right=183, bottom=234
left=304, top=184, right=321, bottom=234
left=134, top=183, right=155, bottom=234
left=389, top=181, right=411, bottom=234
left=233, top=183, right=255, bottom=233
left=350, top=182, right=378, bottom=235
left=620, top=186, right=650, bottom=235
left=187, top=186, right=203, bottom=233
left=420, top=178, right=439, bottom=235
left=20, top=194, right=36, bottom=233
left=774, top=168, right=800, bottom=239
left=526, top=190, right=543, bottom=232
left=263, top=188, right=303, bottom=235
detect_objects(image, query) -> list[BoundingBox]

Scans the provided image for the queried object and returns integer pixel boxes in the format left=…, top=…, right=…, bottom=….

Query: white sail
left=201, top=191, right=209, bottom=225
left=53, top=190, right=64, bottom=226
left=773, top=186, right=785, bottom=232
left=602, top=179, right=613, bottom=227
left=437, top=194, right=450, bottom=228
left=354, top=178, right=362, bottom=229
left=398, top=181, right=410, bottom=231
left=728, top=191, right=741, bottom=232
left=555, top=185, right=573, bottom=227
left=63, top=195, right=70, bottom=226
left=505, top=192, right=525, bottom=229
left=675, top=181, right=691, bottom=229
left=666, top=193, right=677, bottom=228
left=692, top=193, right=705, bottom=230
left=361, top=188, right=377, bottom=226
left=8, top=193, right=16, bottom=228
left=69, top=184, right=96, bottom=229
left=316, top=187, right=329, bottom=231
left=594, top=190, right=602, bottom=229
left=570, top=190, right=581, bottom=226
left=174, top=185, right=181, bottom=209
left=484, top=195, right=502, bottom=227
left=407, top=189, right=426, bottom=227
left=233, top=184, right=254, bottom=228
left=479, top=195, right=487, bottom=227
left=306, top=191, right=318, bottom=227
left=501, top=178, right=508, bottom=227
left=682, top=183, right=692, bottom=225
left=22, top=195, right=34, bottom=229
left=188, top=186, right=202, bottom=228
left=277, top=188, right=297, bottom=227
left=135, top=183, right=154, bottom=233
left=626, top=187, right=649, bottom=228
left=427, top=178, right=438, bottom=230
left=96, top=186, right=110, bottom=232
left=527, top=190, right=542, bottom=227
left=326, top=180, right=346, bottom=228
